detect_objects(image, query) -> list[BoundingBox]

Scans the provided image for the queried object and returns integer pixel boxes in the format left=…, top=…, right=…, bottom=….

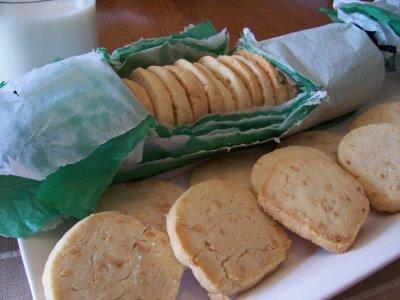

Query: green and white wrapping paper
left=334, top=0, right=400, bottom=45
left=0, top=22, right=385, bottom=237
left=0, top=22, right=228, bottom=237
left=101, top=22, right=229, bottom=77
left=117, top=23, right=384, bottom=181
left=322, top=0, right=400, bottom=70
left=0, top=52, right=148, bottom=180
left=0, top=52, right=156, bottom=237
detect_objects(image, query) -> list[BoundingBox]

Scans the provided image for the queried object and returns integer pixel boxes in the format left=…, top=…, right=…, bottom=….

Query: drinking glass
left=0, top=0, right=98, bottom=81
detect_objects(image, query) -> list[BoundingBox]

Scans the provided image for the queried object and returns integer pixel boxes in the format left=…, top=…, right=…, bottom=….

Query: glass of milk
left=0, top=0, right=98, bottom=81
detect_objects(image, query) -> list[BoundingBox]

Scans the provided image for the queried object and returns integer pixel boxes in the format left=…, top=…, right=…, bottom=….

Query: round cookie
left=199, top=56, right=252, bottom=110
left=97, top=180, right=185, bottom=232
left=338, top=123, right=400, bottom=212
left=277, top=130, right=342, bottom=162
left=251, top=146, right=333, bottom=195
left=258, top=156, right=369, bottom=253
left=43, top=211, right=184, bottom=300
left=129, top=67, right=175, bottom=125
left=194, top=62, right=237, bottom=113
left=167, top=180, right=291, bottom=296
left=190, top=152, right=263, bottom=191
left=175, top=59, right=225, bottom=114
left=164, top=65, right=209, bottom=121
left=122, top=78, right=155, bottom=116
left=232, top=55, right=275, bottom=106
left=350, top=102, right=400, bottom=130
left=218, top=55, right=263, bottom=107
left=147, top=66, right=194, bottom=124
left=236, top=50, right=288, bottom=105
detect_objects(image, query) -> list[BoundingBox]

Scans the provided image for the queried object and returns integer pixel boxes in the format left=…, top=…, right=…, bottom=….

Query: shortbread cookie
left=148, top=66, right=194, bottom=124
left=251, top=146, right=333, bottom=195
left=277, top=130, right=342, bottom=161
left=218, top=55, right=263, bottom=106
left=97, top=180, right=184, bottom=232
left=122, top=78, right=155, bottom=116
left=167, top=180, right=291, bottom=296
left=43, top=211, right=184, bottom=300
left=194, top=62, right=237, bottom=112
left=199, top=56, right=252, bottom=110
left=232, top=55, right=275, bottom=106
left=164, top=65, right=209, bottom=121
left=130, top=67, right=175, bottom=125
left=175, top=59, right=225, bottom=114
left=190, top=152, right=263, bottom=190
left=236, top=50, right=288, bottom=105
left=338, top=123, right=400, bottom=212
left=258, top=156, right=369, bottom=253
left=350, top=102, right=400, bottom=130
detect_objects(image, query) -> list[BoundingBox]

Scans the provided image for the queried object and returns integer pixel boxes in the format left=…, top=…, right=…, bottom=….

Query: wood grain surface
left=97, top=0, right=332, bottom=51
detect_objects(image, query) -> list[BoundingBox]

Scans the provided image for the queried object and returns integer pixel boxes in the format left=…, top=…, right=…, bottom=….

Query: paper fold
left=0, top=52, right=148, bottom=180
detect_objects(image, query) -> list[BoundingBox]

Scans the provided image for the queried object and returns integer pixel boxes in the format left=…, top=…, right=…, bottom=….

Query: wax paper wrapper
left=115, top=23, right=384, bottom=182
left=0, top=22, right=384, bottom=238
left=0, top=22, right=228, bottom=237
left=321, top=0, right=400, bottom=71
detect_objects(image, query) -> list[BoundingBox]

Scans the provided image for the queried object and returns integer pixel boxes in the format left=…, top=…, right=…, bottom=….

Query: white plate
left=19, top=72, right=400, bottom=300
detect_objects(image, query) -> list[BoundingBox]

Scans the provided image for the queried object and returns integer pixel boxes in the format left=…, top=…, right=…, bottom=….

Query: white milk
left=0, top=0, right=98, bottom=81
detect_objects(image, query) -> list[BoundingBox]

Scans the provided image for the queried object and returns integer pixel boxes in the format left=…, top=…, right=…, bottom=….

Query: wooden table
left=97, top=0, right=331, bottom=51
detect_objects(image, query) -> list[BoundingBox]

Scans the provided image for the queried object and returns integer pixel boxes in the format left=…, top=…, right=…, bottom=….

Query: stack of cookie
left=251, top=101, right=400, bottom=216
left=190, top=139, right=370, bottom=256
left=183, top=100, right=400, bottom=296
left=42, top=101, right=400, bottom=299
left=251, top=144, right=370, bottom=253
left=339, top=102, right=400, bottom=213
left=123, top=50, right=298, bottom=125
